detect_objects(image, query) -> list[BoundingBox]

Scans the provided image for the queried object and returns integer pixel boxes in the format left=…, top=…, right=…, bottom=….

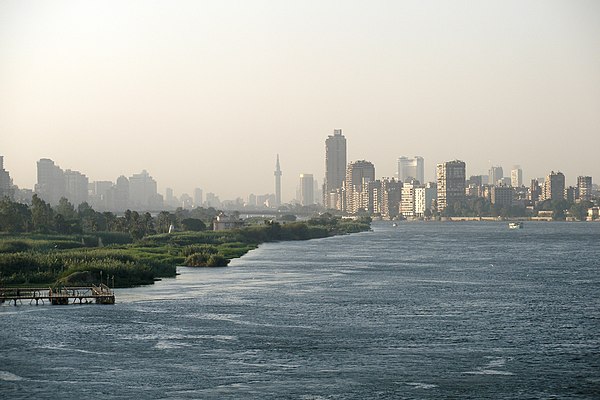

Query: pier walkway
left=0, top=284, right=115, bottom=306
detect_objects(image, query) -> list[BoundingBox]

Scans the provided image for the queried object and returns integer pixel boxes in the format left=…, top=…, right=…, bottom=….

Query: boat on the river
left=508, top=222, right=523, bottom=229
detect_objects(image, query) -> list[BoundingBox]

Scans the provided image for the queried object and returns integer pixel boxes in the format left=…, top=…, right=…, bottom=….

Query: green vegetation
left=0, top=199, right=371, bottom=288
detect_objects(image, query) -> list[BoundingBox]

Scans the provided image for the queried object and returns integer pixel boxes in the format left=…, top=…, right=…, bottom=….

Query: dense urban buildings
left=345, top=160, right=375, bottom=214
left=324, top=129, right=347, bottom=208
left=2, top=134, right=599, bottom=219
left=436, top=160, right=466, bottom=213
left=397, top=156, right=424, bottom=183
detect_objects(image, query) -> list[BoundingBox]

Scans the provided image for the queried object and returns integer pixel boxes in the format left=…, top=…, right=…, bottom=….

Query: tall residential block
left=489, top=166, right=503, bottom=186
left=345, top=160, right=375, bottom=214
left=324, top=129, right=347, bottom=208
left=400, top=180, right=419, bottom=218
left=541, top=171, right=565, bottom=202
left=299, top=174, right=314, bottom=206
left=511, top=167, right=523, bottom=187
left=35, top=158, right=65, bottom=205
left=398, top=156, right=424, bottom=183
left=0, top=156, right=13, bottom=199
left=436, top=160, right=466, bottom=213
left=129, top=170, right=160, bottom=210
left=64, top=169, right=89, bottom=207
left=577, top=176, right=592, bottom=202
left=415, top=182, right=437, bottom=217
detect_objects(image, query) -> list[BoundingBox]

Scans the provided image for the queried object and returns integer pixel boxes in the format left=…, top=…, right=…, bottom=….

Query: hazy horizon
left=1, top=1, right=599, bottom=201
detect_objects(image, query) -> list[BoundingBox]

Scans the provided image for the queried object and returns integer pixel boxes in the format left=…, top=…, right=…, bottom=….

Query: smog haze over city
left=1, top=0, right=599, bottom=201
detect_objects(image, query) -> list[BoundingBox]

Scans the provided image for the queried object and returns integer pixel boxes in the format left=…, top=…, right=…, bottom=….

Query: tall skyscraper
left=345, top=160, right=375, bottom=214
left=511, top=166, right=523, bottom=187
left=299, top=174, right=314, bottom=206
left=324, top=129, right=347, bottom=208
left=274, top=154, right=282, bottom=207
left=35, top=158, right=65, bottom=205
left=541, top=171, right=565, bottom=201
left=64, top=169, right=89, bottom=207
left=114, top=176, right=130, bottom=211
left=397, top=156, right=424, bottom=183
left=0, top=156, right=13, bottom=199
left=129, top=170, right=159, bottom=210
left=436, top=160, right=466, bottom=213
left=489, top=166, right=504, bottom=186
left=577, top=176, right=592, bottom=202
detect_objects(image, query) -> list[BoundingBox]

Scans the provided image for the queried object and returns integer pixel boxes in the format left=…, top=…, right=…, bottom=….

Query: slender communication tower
left=274, top=154, right=282, bottom=207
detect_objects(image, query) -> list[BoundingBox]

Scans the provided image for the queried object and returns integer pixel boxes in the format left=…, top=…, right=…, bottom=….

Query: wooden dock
left=0, top=284, right=115, bottom=306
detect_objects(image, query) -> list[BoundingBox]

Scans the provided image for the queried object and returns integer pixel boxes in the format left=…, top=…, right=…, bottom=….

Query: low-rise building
left=213, top=213, right=244, bottom=231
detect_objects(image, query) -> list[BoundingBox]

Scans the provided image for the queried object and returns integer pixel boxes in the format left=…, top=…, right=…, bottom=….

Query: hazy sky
left=1, top=0, right=599, bottom=201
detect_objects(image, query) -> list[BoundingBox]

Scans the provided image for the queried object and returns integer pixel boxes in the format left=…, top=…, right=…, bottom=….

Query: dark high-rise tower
left=324, top=129, right=347, bottom=208
left=436, top=160, right=466, bottom=213
left=274, top=154, right=282, bottom=206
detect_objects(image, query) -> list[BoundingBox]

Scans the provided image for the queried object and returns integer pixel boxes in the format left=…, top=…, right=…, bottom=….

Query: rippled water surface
left=2, top=222, right=600, bottom=399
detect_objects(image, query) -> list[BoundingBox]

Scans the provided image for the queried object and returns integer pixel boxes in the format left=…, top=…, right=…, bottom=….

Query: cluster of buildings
left=1, top=132, right=598, bottom=219
left=0, top=156, right=214, bottom=212
left=318, top=130, right=597, bottom=219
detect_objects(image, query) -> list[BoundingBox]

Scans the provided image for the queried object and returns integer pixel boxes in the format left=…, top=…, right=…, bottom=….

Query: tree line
left=0, top=195, right=219, bottom=238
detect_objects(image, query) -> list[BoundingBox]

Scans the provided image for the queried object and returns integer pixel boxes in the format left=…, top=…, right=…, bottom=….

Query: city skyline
left=1, top=1, right=599, bottom=199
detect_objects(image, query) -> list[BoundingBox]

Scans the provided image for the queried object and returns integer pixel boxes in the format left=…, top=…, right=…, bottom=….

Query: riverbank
left=0, top=216, right=371, bottom=288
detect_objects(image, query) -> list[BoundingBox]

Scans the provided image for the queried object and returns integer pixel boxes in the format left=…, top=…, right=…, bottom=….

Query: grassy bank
left=0, top=216, right=371, bottom=288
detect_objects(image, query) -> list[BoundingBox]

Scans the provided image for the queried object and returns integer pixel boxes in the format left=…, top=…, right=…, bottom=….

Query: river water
left=1, top=221, right=599, bottom=399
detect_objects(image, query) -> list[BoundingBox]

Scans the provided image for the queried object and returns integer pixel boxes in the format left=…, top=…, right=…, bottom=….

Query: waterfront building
left=577, top=176, right=592, bottom=202
left=541, top=171, right=565, bottom=202
left=274, top=154, right=282, bottom=206
left=587, top=207, right=599, bottom=221
left=529, top=179, right=541, bottom=204
left=0, top=156, right=14, bottom=199
left=511, top=167, right=523, bottom=187
left=35, top=158, right=65, bottom=205
left=64, top=169, right=88, bottom=207
left=381, top=178, right=402, bottom=219
left=400, top=180, right=420, bottom=218
left=397, top=156, right=424, bottom=183
left=415, top=182, right=437, bottom=218
left=489, top=166, right=503, bottom=186
left=367, top=180, right=382, bottom=215
left=491, top=186, right=513, bottom=207
left=299, top=174, right=315, bottom=206
left=436, top=160, right=466, bottom=213
left=324, top=129, right=347, bottom=208
left=344, top=160, right=375, bottom=214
